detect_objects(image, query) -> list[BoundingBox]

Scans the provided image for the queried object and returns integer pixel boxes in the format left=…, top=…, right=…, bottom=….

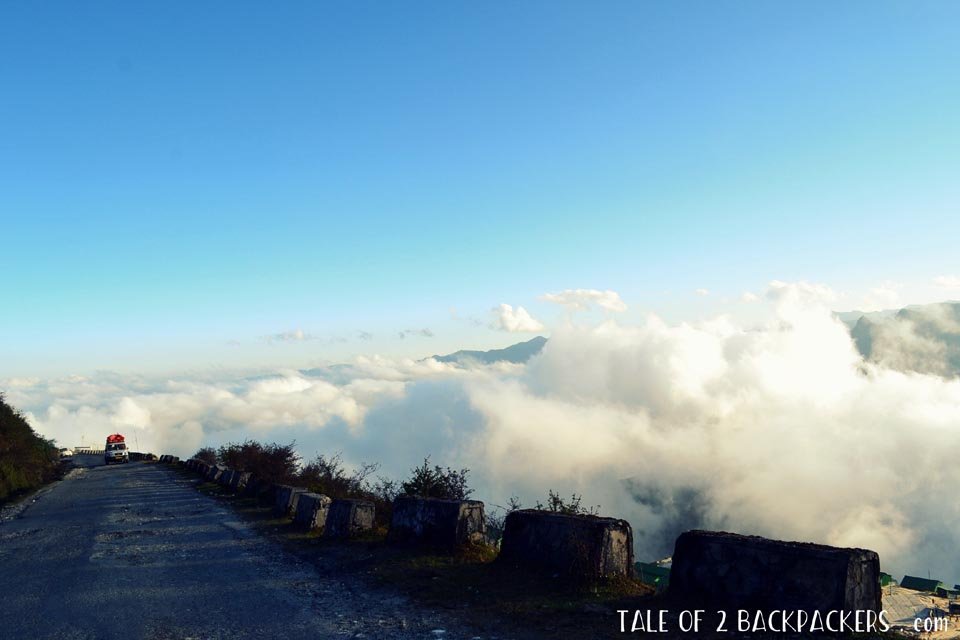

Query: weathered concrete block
left=242, top=474, right=263, bottom=496
left=230, top=471, right=251, bottom=492
left=294, top=493, right=332, bottom=530
left=274, top=485, right=308, bottom=518
left=499, top=510, right=634, bottom=579
left=197, top=461, right=210, bottom=477
left=669, top=530, right=881, bottom=614
left=218, top=469, right=235, bottom=487
left=387, top=496, right=485, bottom=548
left=324, top=499, right=375, bottom=539
left=206, top=465, right=226, bottom=482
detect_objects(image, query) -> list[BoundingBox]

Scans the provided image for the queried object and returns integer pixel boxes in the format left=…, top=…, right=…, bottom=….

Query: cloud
left=264, top=328, right=315, bottom=343
left=357, top=331, right=373, bottom=341
left=541, top=289, right=627, bottom=313
left=491, top=304, right=544, bottom=332
left=766, top=280, right=837, bottom=305
left=858, top=282, right=902, bottom=312
left=8, top=282, right=960, bottom=584
left=933, top=275, right=960, bottom=291
left=741, top=292, right=760, bottom=303
left=694, top=288, right=710, bottom=297
left=398, top=328, right=434, bottom=339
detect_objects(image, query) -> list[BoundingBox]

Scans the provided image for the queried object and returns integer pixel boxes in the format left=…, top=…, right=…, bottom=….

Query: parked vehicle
left=104, top=434, right=129, bottom=465
left=59, top=447, right=74, bottom=458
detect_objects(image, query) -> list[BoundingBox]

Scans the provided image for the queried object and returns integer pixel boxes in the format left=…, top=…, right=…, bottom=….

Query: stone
left=294, top=493, right=333, bottom=530
left=324, top=499, right=375, bottom=539
left=218, top=469, right=235, bottom=487
left=387, top=496, right=485, bottom=548
left=274, top=485, right=308, bottom=518
left=669, top=530, right=882, bottom=614
left=498, top=510, right=634, bottom=579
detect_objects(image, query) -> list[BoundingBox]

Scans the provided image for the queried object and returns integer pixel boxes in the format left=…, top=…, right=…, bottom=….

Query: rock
left=274, top=485, right=308, bottom=518
left=669, top=530, right=882, bottom=614
left=498, top=510, right=634, bottom=579
left=324, top=499, right=375, bottom=539
left=387, top=496, right=485, bottom=548
left=294, top=493, right=332, bottom=530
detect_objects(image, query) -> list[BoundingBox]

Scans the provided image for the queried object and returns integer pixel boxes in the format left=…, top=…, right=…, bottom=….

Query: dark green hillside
left=0, top=394, right=59, bottom=504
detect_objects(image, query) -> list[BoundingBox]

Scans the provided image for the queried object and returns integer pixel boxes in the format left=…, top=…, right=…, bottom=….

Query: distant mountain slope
left=432, top=336, right=547, bottom=365
left=843, top=302, right=960, bottom=376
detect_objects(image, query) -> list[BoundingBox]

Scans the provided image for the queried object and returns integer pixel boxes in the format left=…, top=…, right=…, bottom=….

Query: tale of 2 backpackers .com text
left=617, top=609, right=904, bottom=634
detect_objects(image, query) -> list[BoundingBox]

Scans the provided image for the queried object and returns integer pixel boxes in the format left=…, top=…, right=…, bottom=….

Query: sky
left=4, top=2, right=960, bottom=582
left=2, top=0, right=959, bottom=377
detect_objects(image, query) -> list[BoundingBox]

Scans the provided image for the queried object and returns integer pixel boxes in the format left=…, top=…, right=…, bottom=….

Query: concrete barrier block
left=274, top=485, right=308, bottom=518
left=669, top=530, right=882, bottom=614
left=206, top=465, right=226, bottom=482
left=230, top=471, right=251, bottom=492
left=218, top=469, right=235, bottom=487
left=324, top=499, right=375, bottom=539
left=387, top=496, right=485, bottom=548
left=499, top=510, right=634, bottom=579
left=294, top=493, right=333, bottom=530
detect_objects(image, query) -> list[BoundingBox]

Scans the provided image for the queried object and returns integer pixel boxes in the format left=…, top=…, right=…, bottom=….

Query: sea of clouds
left=5, top=281, right=960, bottom=582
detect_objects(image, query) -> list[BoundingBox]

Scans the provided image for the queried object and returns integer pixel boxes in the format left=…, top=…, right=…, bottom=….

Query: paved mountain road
left=0, top=457, right=482, bottom=640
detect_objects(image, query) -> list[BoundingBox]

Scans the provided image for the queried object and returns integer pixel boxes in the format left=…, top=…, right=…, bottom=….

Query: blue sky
left=2, top=1, right=959, bottom=376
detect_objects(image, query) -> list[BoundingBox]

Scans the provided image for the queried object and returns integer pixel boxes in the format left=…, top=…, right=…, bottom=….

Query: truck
left=104, top=433, right=130, bottom=465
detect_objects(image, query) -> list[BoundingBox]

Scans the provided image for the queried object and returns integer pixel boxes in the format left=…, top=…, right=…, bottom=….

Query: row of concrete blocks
left=173, top=456, right=881, bottom=615
left=158, top=454, right=180, bottom=464
left=181, top=459, right=376, bottom=540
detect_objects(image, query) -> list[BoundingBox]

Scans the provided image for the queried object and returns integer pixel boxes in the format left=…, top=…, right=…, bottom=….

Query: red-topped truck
left=104, top=433, right=129, bottom=465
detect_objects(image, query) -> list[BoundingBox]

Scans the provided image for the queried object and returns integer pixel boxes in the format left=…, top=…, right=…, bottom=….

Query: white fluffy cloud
left=541, top=288, right=627, bottom=313
left=491, top=304, right=544, bottom=332
left=694, top=288, right=710, bottom=297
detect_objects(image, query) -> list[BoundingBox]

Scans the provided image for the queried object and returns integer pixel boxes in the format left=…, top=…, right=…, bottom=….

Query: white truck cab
left=104, top=441, right=129, bottom=465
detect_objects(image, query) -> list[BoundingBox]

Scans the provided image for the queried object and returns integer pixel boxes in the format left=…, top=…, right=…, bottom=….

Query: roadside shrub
left=192, top=447, right=217, bottom=465
left=0, top=394, right=59, bottom=504
left=535, top=490, right=600, bottom=516
left=401, top=457, right=472, bottom=500
left=297, top=452, right=378, bottom=498
left=217, top=440, right=300, bottom=484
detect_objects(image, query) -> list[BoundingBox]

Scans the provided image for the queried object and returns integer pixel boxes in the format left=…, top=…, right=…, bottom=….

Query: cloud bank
left=6, top=283, right=960, bottom=583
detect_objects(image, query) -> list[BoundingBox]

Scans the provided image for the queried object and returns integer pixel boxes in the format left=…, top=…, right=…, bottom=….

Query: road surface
left=0, top=456, right=480, bottom=640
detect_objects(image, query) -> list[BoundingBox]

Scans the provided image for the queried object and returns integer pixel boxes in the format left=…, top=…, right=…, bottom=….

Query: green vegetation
left=0, top=394, right=60, bottom=504
left=215, top=440, right=300, bottom=484
left=400, top=456, right=472, bottom=500
left=534, top=490, right=600, bottom=516
left=192, top=447, right=217, bottom=465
